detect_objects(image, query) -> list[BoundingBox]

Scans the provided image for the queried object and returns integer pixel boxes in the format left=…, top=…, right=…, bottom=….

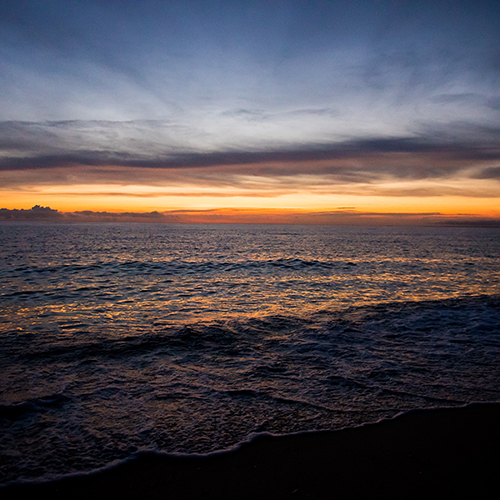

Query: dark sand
left=2, top=403, right=499, bottom=499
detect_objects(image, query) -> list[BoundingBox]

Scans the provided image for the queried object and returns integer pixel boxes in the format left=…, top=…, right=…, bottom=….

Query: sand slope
left=2, top=403, right=499, bottom=499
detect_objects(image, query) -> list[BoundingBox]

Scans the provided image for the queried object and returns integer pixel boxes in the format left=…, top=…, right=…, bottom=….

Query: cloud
left=2, top=2, right=499, bottom=126
left=0, top=206, right=176, bottom=223
left=0, top=205, right=64, bottom=221
left=472, top=167, right=500, bottom=180
left=1, top=122, right=499, bottom=183
left=220, top=107, right=339, bottom=122
left=0, top=118, right=499, bottom=203
left=1, top=206, right=499, bottom=227
left=430, top=93, right=483, bottom=105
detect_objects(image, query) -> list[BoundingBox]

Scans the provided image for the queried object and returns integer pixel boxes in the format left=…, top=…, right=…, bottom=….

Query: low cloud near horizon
left=1, top=205, right=499, bottom=227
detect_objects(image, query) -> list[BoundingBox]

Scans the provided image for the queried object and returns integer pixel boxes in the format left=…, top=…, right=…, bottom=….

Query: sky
left=1, top=0, right=500, bottom=224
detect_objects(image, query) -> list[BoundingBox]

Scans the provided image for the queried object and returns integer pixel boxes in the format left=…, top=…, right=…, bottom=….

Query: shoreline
left=2, top=402, right=499, bottom=499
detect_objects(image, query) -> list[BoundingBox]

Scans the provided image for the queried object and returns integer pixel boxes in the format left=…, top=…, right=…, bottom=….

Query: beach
left=2, top=403, right=499, bottom=499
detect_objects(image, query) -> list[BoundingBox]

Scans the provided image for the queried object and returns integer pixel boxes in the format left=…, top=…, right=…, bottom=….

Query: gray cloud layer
left=1, top=120, right=499, bottom=191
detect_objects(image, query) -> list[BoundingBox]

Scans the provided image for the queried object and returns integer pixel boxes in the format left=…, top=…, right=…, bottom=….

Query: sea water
left=0, top=223, right=499, bottom=484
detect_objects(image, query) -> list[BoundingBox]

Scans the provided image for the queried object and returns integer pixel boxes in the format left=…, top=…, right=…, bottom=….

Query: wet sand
left=2, top=403, right=499, bottom=499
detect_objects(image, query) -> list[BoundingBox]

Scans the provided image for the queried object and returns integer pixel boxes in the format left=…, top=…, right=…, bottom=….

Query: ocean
left=1, top=222, right=499, bottom=485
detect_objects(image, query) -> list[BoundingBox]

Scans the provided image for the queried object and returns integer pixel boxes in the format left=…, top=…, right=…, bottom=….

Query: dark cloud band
left=1, top=135, right=499, bottom=185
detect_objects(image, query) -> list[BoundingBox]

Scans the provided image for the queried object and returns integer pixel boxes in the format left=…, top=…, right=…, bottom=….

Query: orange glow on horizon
left=1, top=166, right=499, bottom=224
left=1, top=186, right=499, bottom=216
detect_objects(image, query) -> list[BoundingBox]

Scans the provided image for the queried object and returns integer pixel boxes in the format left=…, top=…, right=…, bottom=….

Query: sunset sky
left=1, top=0, right=500, bottom=224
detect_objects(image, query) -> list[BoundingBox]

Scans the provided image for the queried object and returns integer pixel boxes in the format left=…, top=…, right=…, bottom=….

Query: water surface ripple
left=0, top=223, right=499, bottom=484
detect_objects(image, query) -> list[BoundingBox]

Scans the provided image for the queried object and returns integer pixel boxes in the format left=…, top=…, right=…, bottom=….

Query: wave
left=1, top=257, right=362, bottom=280
left=0, top=394, right=70, bottom=421
left=7, top=293, right=499, bottom=364
left=1, top=294, right=499, bottom=487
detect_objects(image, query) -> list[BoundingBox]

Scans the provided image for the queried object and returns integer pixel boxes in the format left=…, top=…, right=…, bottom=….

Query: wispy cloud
left=1, top=120, right=499, bottom=195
